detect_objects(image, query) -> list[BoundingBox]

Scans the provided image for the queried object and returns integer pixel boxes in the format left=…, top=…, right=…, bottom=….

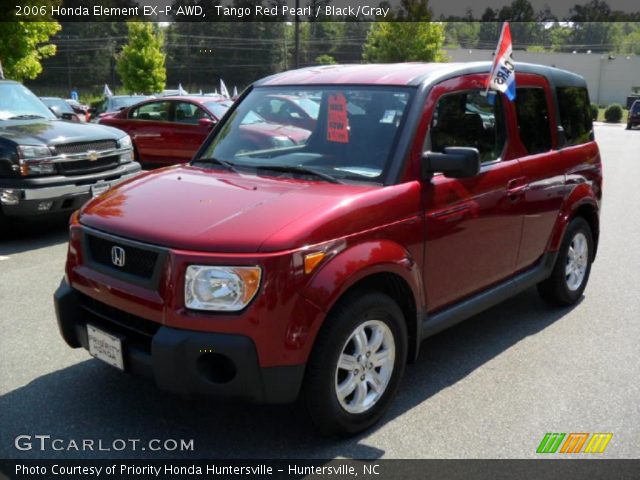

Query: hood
left=78, top=165, right=409, bottom=253
left=0, top=119, right=125, bottom=146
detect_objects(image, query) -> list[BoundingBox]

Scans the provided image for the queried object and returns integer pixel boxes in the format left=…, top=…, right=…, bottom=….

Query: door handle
left=507, top=177, right=528, bottom=201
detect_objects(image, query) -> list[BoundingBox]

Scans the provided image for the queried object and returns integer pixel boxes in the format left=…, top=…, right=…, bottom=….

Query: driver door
left=421, top=75, right=525, bottom=312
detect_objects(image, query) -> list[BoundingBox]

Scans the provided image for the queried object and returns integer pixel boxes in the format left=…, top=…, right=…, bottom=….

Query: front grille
left=79, top=294, right=161, bottom=353
left=54, top=140, right=117, bottom=155
left=58, top=155, right=119, bottom=175
left=87, top=234, right=159, bottom=279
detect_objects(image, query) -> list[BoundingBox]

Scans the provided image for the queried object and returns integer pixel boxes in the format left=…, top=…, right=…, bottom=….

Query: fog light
left=0, top=189, right=20, bottom=205
left=37, top=201, right=53, bottom=211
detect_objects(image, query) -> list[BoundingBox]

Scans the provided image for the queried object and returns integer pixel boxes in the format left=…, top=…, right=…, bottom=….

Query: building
left=446, top=48, right=640, bottom=107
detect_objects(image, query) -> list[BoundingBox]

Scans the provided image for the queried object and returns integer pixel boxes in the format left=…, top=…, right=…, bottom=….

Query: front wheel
left=538, top=217, right=594, bottom=306
left=302, top=291, right=407, bottom=436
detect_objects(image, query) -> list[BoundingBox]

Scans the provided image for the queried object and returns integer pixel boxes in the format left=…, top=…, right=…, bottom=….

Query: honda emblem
left=111, top=246, right=125, bottom=267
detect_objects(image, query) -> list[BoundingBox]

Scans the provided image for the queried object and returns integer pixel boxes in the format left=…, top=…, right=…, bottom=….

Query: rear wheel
left=302, top=291, right=407, bottom=436
left=627, top=123, right=632, bottom=130
left=538, top=217, right=593, bottom=306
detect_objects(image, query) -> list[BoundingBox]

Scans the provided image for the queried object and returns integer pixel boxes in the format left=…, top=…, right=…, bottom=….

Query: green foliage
left=315, top=54, right=337, bottom=65
left=116, top=23, right=166, bottom=94
left=590, top=103, right=599, bottom=120
left=362, top=23, right=446, bottom=63
left=604, top=103, right=623, bottom=123
left=0, top=21, right=61, bottom=81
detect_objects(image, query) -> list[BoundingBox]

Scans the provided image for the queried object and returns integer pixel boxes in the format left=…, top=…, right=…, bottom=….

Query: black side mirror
left=422, top=147, right=481, bottom=179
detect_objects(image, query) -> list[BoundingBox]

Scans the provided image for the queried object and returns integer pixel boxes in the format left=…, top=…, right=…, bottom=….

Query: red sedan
left=99, top=96, right=310, bottom=166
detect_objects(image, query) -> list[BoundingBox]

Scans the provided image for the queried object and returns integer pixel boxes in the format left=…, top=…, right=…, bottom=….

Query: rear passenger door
left=421, top=75, right=525, bottom=312
left=512, top=75, right=565, bottom=269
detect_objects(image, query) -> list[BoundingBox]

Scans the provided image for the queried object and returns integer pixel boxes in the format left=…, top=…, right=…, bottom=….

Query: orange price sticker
left=327, top=93, right=349, bottom=143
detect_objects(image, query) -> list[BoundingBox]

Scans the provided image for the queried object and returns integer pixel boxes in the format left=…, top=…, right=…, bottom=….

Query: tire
left=627, top=123, right=632, bottom=130
left=302, top=291, right=408, bottom=436
left=538, top=217, right=594, bottom=306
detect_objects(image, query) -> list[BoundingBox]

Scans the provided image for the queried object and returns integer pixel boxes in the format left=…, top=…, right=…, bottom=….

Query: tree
left=116, top=23, right=166, bottom=94
left=362, top=22, right=446, bottom=62
left=315, top=54, right=337, bottom=64
left=0, top=22, right=61, bottom=81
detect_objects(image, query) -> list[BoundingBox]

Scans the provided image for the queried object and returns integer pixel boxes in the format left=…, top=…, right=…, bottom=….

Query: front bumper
left=0, top=162, right=141, bottom=217
left=54, top=279, right=305, bottom=404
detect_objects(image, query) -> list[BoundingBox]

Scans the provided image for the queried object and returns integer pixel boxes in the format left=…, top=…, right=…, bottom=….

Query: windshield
left=0, top=84, right=56, bottom=120
left=204, top=101, right=232, bottom=120
left=295, top=97, right=320, bottom=118
left=196, top=87, right=413, bottom=183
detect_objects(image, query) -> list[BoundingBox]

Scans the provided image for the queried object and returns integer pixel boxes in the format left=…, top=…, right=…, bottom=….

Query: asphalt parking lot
left=1, top=124, right=638, bottom=460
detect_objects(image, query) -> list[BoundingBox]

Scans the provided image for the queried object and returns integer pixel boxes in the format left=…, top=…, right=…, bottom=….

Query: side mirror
left=422, top=147, right=481, bottom=179
left=198, top=117, right=216, bottom=128
left=61, top=112, right=80, bottom=122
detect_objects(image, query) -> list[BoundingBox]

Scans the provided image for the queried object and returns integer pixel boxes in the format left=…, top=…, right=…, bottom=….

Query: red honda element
left=55, top=63, right=602, bottom=435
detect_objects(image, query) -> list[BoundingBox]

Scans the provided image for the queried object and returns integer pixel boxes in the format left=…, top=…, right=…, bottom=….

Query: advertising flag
left=103, top=84, right=113, bottom=97
left=487, top=22, right=516, bottom=101
left=220, top=79, right=230, bottom=98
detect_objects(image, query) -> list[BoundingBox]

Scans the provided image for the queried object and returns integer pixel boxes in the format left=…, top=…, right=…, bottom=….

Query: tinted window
left=174, top=101, right=210, bottom=124
left=429, top=90, right=505, bottom=163
left=631, top=101, right=640, bottom=114
left=515, top=88, right=552, bottom=154
left=556, top=87, right=593, bottom=146
left=130, top=101, right=172, bottom=122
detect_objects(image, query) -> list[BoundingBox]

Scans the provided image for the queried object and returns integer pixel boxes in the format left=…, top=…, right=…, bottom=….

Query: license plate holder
left=87, top=324, right=124, bottom=371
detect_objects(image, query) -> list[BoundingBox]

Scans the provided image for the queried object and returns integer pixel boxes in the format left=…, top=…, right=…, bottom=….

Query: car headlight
left=18, top=145, right=51, bottom=159
left=185, top=265, right=261, bottom=312
left=117, top=135, right=132, bottom=149
left=17, top=145, right=54, bottom=175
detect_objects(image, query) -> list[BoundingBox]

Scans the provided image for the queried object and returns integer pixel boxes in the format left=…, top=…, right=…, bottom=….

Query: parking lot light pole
left=294, top=0, right=300, bottom=68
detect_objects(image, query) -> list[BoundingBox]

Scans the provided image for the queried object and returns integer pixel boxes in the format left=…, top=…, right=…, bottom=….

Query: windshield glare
left=0, top=84, right=56, bottom=120
left=197, top=87, right=412, bottom=183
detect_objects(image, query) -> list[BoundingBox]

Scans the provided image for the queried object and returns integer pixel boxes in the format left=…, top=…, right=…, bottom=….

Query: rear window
left=556, top=87, right=593, bottom=146
left=632, top=101, right=640, bottom=114
left=515, top=88, right=552, bottom=155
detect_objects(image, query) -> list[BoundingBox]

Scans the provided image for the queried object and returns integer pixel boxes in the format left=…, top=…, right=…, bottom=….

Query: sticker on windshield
left=327, top=93, right=349, bottom=143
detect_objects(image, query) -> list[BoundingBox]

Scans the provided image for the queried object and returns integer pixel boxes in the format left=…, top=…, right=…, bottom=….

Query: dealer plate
left=90, top=183, right=110, bottom=197
left=87, top=324, right=124, bottom=371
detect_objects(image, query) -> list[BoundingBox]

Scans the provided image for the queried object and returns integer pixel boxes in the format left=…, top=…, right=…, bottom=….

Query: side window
left=174, top=102, right=210, bottom=124
left=429, top=90, right=505, bottom=163
left=129, top=101, right=171, bottom=122
left=515, top=87, right=552, bottom=154
left=556, top=87, right=593, bottom=146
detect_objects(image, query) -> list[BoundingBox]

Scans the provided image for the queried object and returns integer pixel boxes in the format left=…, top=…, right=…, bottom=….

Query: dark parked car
left=0, top=81, right=141, bottom=223
left=98, top=96, right=309, bottom=166
left=55, top=62, right=601, bottom=436
left=40, top=97, right=82, bottom=122
left=627, top=100, right=640, bottom=129
left=65, top=99, right=91, bottom=122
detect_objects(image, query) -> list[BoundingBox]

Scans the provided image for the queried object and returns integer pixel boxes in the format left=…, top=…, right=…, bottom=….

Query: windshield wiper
left=255, top=165, right=343, bottom=184
left=192, top=156, right=240, bottom=173
left=8, top=114, right=48, bottom=120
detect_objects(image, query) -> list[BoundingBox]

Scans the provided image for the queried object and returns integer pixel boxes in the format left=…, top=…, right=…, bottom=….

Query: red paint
left=66, top=64, right=602, bottom=369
